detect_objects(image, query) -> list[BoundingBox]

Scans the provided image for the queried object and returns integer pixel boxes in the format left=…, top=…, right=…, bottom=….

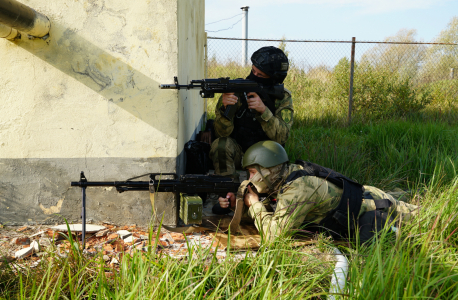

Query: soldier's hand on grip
left=222, top=93, right=238, bottom=108
left=244, top=185, right=260, bottom=207
left=218, top=192, right=236, bottom=209
left=246, top=92, right=266, bottom=114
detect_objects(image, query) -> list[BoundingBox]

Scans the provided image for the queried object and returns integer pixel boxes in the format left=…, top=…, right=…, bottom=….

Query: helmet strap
left=272, top=163, right=288, bottom=190
left=254, top=165, right=274, bottom=191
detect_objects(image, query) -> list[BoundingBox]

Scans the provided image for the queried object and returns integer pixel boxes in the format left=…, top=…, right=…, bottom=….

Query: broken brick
left=17, top=226, right=29, bottom=232
left=11, top=237, right=30, bottom=246
left=15, top=247, right=34, bottom=259
left=107, top=233, right=118, bottom=240
left=96, top=229, right=109, bottom=237
left=113, top=242, right=124, bottom=252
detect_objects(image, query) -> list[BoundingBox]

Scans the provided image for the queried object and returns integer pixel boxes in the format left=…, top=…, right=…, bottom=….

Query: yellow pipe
left=0, top=22, right=19, bottom=39
left=0, top=0, right=50, bottom=38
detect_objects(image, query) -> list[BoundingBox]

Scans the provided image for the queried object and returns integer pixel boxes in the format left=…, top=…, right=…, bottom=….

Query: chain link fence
left=206, top=37, right=458, bottom=122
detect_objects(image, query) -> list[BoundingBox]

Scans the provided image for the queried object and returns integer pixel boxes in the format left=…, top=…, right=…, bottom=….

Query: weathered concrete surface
left=0, top=0, right=205, bottom=226
left=0, top=157, right=176, bottom=226
left=176, top=0, right=206, bottom=170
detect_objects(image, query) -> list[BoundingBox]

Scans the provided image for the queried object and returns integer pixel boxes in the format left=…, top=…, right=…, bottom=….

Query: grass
left=1, top=62, right=458, bottom=298
left=0, top=230, right=337, bottom=299
left=2, top=180, right=458, bottom=299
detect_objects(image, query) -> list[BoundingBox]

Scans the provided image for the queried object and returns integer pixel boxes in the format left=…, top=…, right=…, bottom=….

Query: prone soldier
left=218, top=141, right=419, bottom=243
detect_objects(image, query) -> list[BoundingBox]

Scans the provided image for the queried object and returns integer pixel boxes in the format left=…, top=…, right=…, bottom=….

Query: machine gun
left=71, top=171, right=240, bottom=248
left=160, top=77, right=284, bottom=119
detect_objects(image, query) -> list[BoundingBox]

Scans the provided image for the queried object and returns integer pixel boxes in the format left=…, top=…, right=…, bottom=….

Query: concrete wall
left=0, top=0, right=205, bottom=226
left=177, top=0, right=206, bottom=169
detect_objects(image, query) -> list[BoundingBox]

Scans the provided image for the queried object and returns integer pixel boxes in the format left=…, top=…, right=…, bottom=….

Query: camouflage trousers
left=361, top=186, right=420, bottom=222
left=210, top=137, right=243, bottom=181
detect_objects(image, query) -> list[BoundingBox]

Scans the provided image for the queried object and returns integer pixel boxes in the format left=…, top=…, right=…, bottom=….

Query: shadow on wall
left=12, top=21, right=177, bottom=138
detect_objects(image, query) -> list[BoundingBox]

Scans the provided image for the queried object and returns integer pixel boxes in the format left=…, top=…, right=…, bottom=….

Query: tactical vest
left=289, top=160, right=396, bottom=243
left=288, top=160, right=363, bottom=239
left=230, top=91, right=278, bottom=152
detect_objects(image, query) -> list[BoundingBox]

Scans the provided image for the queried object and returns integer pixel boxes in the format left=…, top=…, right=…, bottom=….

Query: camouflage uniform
left=243, top=164, right=419, bottom=240
left=210, top=90, right=294, bottom=180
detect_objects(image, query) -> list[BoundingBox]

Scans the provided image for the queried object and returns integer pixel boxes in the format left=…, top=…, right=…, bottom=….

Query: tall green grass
left=0, top=229, right=336, bottom=299
left=1, top=61, right=458, bottom=298
left=346, top=178, right=458, bottom=299
left=287, top=120, right=458, bottom=190
left=2, top=178, right=458, bottom=299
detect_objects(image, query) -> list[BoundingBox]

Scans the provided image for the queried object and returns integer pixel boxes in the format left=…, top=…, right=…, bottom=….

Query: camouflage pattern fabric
left=245, top=164, right=420, bottom=240
left=213, top=89, right=294, bottom=143
left=246, top=164, right=343, bottom=240
left=211, top=88, right=294, bottom=178
left=360, top=186, right=419, bottom=221
left=209, top=137, right=243, bottom=181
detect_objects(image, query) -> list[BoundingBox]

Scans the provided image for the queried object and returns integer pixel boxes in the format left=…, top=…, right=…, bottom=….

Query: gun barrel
left=159, top=84, right=179, bottom=89
left=71, top=181, right=149, bottom=188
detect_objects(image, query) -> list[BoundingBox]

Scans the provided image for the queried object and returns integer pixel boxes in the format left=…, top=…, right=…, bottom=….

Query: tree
left=277, top=35, right=290, bottom=57
left=420, top=17, right=458, bottom=83
left=359, top=29, right=426, bottom=82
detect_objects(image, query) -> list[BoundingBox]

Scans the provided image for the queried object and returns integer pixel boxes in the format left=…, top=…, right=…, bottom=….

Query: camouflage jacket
left=244, top=164, right=419, bottom=240
left=213, top=89, right=294, bottom=146
left=246, top=164, right=342, bottom=240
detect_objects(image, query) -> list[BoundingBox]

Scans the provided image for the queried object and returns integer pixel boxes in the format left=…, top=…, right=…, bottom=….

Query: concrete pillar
left=0, top=0, right=205, bottom=226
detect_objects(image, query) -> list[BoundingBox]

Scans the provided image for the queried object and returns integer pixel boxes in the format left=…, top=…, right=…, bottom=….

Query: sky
left=205, top=0, right=458, bottom=42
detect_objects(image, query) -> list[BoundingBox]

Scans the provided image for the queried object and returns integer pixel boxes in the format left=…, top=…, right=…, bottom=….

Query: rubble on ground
left=0, top=222, right=248, bottom=271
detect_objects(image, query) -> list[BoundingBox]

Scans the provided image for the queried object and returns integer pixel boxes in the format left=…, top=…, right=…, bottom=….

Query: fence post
left=204, top=32, right=208, bottom=127
left=347, top=37, right=356, bottom=126
left=204, top=32, right=208, bottom=78
left=450, top=68, right=455, bottom=80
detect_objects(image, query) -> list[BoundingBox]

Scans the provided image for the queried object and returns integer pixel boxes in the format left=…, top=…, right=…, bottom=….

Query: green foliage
left=420, top=17, right=458, bottom=84
left=328, top=59, right=432, bottom=119
left=427, top=79, right=458, bottom=108
left=287, top=120, right=458, bottom=189
left=277, top=35, right=290, bottom=57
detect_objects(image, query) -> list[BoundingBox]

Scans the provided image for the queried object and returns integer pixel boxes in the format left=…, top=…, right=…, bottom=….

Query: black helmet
left=251, top=47, right=289, bottom=83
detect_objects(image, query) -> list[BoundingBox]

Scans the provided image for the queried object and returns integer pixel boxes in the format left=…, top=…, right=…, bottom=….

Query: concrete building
left=0, top=0, right=206, bottom=226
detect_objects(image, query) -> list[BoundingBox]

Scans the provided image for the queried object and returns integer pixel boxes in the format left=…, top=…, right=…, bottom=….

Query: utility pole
left=241, top=6, right=249, bottom=66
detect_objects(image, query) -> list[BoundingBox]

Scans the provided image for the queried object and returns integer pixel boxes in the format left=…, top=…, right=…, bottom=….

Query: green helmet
left=242, top=141, right=289, bottom=169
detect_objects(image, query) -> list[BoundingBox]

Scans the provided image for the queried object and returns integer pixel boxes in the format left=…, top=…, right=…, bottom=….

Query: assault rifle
left=71, top=171, right=240, bottom=248
left=160, top=77, right=284, bottom=119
